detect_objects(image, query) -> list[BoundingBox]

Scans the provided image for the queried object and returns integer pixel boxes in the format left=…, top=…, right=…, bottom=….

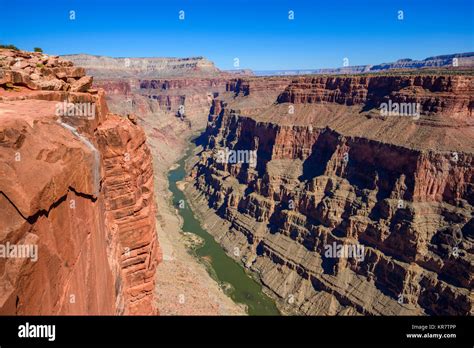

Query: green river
left=168, top=143, right=280, bottom=315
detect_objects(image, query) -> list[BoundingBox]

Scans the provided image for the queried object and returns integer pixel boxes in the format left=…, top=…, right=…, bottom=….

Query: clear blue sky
left=1, top=0, right=473, bottom=70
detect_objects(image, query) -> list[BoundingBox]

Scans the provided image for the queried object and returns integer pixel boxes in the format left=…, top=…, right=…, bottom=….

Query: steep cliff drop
left=0, top=49, right=161, bottom=315
left=64, top=53, right=248, bottom=314
left=61, top=51, right=474, bottom=316
left=186, top=73, right=474, bottom=315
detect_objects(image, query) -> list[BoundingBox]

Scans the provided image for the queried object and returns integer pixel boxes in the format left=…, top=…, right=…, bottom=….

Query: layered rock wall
left=277, top=75, right=473, bottom=119
left=138, top=78, right=228, bottom=115
left=62, top=54, right=221, bottom=79
left=0, top=49, right=160, bottom=315
left=188, top=72, right=474, bottom=315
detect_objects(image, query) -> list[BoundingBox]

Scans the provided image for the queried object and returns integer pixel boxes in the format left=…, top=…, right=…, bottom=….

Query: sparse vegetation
left=36, top=63, right=44, bottom=68
left=0, top=44, right=19, bottom=50
left=34, top=47, right=43, bottom=53
left=3, top=83, right=21, bottom=91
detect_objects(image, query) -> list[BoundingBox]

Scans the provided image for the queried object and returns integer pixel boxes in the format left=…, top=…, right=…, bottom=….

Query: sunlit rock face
left=0, top=49, right=161, bottom=315
left=188, top=73, right=474, bottom=315
left=61, top=54, right=222, bottom=79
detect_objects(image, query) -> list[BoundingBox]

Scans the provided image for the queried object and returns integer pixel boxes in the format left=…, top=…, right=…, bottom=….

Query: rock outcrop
left=0, top=49, right=160, bottom=315
left=187, top=72, right=474, bottom=315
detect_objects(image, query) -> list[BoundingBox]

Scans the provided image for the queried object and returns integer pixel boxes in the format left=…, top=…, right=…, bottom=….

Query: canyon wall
left=62, top=54, right=221, bottom=79
left=69, top=55, right=248, bottom=315
left=0, top=49, right=160, bottom=315
left=138, top=78, right=228, bottom=117
left=276, top=75, right=473, bottom=119
left=187, top=73, right=474, bottom=315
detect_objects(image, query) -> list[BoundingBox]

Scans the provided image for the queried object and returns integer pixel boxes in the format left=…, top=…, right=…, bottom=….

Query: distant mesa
left=255, top=52, right=474, bottom=76
left=61, top=54, right=222, bottom=79
left=62, top=52, right=474, bottom=79
left=222, top=69, right=255, bottom=76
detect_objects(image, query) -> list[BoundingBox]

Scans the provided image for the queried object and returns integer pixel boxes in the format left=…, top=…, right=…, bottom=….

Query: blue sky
left=1, top=0, right=473, bottom=70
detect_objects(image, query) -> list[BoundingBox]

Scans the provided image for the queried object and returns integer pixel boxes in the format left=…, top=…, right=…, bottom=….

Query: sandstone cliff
left=0, top=49, right=160, bottom=315
left=67, top=54, right=248, bottom=314
left=187, top=72, right=474, bottom=315
left=276, top=74, right=472, bottom=120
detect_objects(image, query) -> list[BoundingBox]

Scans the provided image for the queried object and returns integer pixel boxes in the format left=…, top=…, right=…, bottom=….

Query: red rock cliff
left=188, top=71, right=474, bottom=315
left=276, top=75, right=473, bottom=120
left=0, top=49, right=160, bottom=315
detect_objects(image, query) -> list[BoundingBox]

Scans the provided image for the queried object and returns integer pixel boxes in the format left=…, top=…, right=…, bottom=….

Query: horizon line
left=55, top=51, right=474, bottom=72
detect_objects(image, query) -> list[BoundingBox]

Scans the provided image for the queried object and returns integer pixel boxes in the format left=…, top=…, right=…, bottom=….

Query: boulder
left=71, top=76, right=93, bottom=92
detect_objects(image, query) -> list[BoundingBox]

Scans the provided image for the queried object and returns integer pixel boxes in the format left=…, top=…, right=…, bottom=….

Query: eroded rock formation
left=277, top=74, right=473, bottom=120
left=187, top=72, right=474, bottom=315
left=49, top=52, right=248, bottom=315
left=61, top=54, right=221, bottom=79
left=0, top=49, right=160, bottom=315
left=58, top=49, right=474, bottom=316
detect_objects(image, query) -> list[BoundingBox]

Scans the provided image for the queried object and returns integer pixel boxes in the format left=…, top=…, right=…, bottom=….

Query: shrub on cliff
left=34, top=47, right=43, bottom=53
left=0, top=44, right=19, bottom=50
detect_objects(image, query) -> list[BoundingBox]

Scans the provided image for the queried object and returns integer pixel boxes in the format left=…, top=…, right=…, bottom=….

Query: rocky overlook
left=0, top=49, right=160, bottom=314
left=186, top=71, right=474, bottom=315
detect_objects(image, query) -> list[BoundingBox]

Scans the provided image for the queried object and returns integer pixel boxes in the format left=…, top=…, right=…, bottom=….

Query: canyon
left=65, top=51, right=473, bottom=315
left=185, top=72, right=474, bottom=315
left=66, top=55, right=249, bottom=315
left=89, top=60, right=473, bottom=315
left=1, top=47, right=472, bottom=316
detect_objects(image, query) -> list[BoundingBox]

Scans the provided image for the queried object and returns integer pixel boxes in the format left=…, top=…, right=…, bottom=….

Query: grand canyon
left=1, top=46, right=472, bottom=317
left=2, top=2, right=473, bottom=346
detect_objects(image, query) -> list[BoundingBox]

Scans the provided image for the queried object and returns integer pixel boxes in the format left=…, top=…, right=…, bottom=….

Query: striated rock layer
left=0, top=49, right=160, bottom=315
left=62, top=54, right=221, bottom=79
left=187, top=72, right=474, bottom=315
left=74, top=58, right=249, bottom=315
left=277, top=74, right=472, bottom=120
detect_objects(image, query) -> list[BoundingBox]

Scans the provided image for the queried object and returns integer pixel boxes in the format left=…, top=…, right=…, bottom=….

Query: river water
left=167, top=143, right=280, bottom=315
